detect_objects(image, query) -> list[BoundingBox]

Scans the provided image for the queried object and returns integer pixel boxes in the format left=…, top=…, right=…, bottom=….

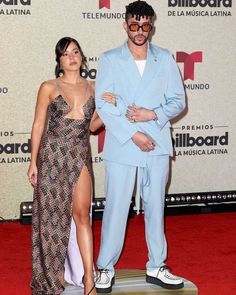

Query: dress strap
left=84, top=80, right=89, bottom=98
left=55, top=79, right=68, bottom=101
left=87, top=80, right=94, bottom=98
left=55, top=79, right=62, bottom=95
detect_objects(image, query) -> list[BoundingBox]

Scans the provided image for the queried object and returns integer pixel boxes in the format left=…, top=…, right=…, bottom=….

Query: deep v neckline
left=58, top=94, right=93, bottom=112
left=57, top=79, right=87, bottom=109
left=54, top=79, right=92, bottom=120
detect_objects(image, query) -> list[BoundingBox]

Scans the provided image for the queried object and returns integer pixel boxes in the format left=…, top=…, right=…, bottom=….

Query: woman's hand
left=126, top=104, right=157, bottom=122
left=27, top=163, right=38, bottom=187
left=89, top=111, right=104, bottom=132
left=102, top=92, right=116, bottom=106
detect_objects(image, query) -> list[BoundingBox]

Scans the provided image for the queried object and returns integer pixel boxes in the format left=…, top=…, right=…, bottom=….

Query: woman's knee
left=72, top=207, right=90, bottom=225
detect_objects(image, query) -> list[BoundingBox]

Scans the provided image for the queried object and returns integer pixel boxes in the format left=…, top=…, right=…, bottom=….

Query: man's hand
left=126, top=104, right=157, bottom=122
left=132, top=131, right=155, bottom=152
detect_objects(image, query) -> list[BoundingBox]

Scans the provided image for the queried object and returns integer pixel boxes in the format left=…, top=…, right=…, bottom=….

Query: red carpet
left=1, top=212, right=236, bottom=295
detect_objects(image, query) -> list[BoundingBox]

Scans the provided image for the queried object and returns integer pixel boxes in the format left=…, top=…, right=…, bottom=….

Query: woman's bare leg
left=72, top=166, right=96, bottom=295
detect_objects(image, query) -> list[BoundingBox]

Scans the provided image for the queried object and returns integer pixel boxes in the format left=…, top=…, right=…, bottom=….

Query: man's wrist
left=150, top=110, right=158, bottom=121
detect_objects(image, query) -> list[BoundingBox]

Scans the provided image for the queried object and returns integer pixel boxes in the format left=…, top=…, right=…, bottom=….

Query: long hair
left=54, top=37, right=87, bottom=77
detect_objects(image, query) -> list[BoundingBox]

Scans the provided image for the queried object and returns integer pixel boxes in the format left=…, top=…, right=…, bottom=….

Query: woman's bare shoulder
left=37, top=79, right=58, bottom=97
left=39, top=79, right=56, bottom=90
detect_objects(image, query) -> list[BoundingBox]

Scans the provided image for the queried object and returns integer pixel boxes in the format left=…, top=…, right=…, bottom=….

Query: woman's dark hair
left=55, top=37, right=87, bottom=77
left=125, top=0, right=155, bottom=21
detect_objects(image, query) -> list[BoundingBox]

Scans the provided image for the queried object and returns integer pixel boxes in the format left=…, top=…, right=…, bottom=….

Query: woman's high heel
left=82, top=275, right=96, bottom=295
left=86, top=283, right=95, bottom=295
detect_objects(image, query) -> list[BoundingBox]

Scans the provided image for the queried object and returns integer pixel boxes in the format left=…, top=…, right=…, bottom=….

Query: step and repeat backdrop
left=0, top=0, right=235, bottom=219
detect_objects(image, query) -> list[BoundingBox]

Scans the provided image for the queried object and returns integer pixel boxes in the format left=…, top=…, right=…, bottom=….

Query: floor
left=62, top=269, right=198, bottom=295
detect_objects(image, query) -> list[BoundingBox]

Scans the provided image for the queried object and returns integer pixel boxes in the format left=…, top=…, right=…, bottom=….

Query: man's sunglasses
left=128, top=23, right=153, bottom=32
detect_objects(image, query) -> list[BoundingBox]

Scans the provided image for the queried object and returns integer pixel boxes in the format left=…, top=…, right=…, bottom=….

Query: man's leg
left=142, top=155, right=169, bottom=270
left=96, top=161, right=136, bottom=293
left=143, top=155, right=184, bottom=289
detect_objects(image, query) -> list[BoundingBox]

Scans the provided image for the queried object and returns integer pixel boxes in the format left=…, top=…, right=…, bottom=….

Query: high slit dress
left=31, top=81, right=95, bottom=295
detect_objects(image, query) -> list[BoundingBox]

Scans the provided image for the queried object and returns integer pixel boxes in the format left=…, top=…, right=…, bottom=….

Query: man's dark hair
left=125, top=1, right=155, bottom=21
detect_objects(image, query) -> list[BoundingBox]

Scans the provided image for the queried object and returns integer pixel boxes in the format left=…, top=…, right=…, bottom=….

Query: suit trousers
left=96, top=155, right=169, bottom=271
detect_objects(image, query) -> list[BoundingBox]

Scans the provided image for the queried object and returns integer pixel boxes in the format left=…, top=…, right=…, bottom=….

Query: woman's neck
left=60, top=72, right=83, bottom=85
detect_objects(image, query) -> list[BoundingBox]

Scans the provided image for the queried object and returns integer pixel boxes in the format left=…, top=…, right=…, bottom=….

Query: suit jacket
left=95, top=42, right=185, bottom=167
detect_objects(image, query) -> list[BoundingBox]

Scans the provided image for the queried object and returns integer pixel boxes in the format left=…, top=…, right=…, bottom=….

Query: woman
left=27, top=37, right=114, bottom=295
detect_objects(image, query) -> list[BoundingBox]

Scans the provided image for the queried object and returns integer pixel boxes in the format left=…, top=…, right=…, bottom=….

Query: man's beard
left=128, top=32, right=149, bottom=46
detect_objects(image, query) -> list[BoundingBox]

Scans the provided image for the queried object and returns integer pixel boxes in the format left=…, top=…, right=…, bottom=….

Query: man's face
left=124, top=16, right=153, bottom=46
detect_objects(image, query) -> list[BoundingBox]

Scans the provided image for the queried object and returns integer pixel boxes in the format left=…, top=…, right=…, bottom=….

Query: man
left=95, top=1, right=186, bottom=293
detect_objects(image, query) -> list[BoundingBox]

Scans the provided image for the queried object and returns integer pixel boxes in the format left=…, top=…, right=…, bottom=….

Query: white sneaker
left=146, top=265, right=184, bottom=289
left=95, top=269, right=115, bottom=293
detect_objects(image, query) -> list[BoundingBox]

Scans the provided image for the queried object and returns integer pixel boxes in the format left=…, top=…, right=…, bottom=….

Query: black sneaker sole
left=96, top=276, right=115, bottom=293
left=146, top=274, right=184, bottom=290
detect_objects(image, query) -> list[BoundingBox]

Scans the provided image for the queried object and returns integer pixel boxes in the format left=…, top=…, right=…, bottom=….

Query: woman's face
left=59, top=42, right=82, bottom=73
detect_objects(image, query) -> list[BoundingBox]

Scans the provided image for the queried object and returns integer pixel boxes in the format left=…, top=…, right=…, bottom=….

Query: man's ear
left=123, top=21, right=128, bottom=33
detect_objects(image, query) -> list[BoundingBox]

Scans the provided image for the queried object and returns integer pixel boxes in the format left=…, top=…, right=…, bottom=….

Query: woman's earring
left=59, top=65, right=64, bottom=76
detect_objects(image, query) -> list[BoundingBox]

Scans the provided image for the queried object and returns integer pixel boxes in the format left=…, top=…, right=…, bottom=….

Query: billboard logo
left=99, top=0, right=110, bottom=9
left=0, top=0, right=31, bottom=5
left=174, top=132, right=228, bottom=147
left=0, top=0, right=31, bottom=15
left=168, top=0, right=232, bottom=7
left=176, top=51, right=202, bottom=81
left=0, top=139, right=31, bottom=154
left=81, top=68, right=97, bottom=80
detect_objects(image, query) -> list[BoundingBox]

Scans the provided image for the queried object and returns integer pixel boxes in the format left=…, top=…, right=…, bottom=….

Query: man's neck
left=127, top=40, right=148, bottom=60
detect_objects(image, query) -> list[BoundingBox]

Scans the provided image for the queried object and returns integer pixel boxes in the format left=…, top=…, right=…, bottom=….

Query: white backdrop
left=0, top=0, right=235, bottom=219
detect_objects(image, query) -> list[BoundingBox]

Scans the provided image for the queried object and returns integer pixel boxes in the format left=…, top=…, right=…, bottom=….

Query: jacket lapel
left=134, top=44, right=163, bottom=103
left=119, top=42, right=141, bottom=102
left=119, top=42, right=164, bottom=105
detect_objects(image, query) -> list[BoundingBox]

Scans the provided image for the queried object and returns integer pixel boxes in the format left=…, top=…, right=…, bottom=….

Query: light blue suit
left=95, top=42, right=185, bottom=271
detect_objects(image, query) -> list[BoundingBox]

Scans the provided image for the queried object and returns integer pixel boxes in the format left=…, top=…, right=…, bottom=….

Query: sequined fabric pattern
left=31, top=94, right=95, bottom=295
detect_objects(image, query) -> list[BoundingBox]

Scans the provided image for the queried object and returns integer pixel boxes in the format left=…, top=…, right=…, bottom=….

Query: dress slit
left=64, top=164, right=93, bottom=288
left=31, top=79, right=95, bottom=295
left=71, top=163, right=93, bottom=199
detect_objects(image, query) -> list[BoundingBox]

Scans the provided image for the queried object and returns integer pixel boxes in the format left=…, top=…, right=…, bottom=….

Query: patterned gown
left=31, top=83, right=95, bottom=295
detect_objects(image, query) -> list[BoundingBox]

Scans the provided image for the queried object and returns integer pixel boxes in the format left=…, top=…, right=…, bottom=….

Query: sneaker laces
left=97, top=269, right=112, bottom=284
left=159, top=265, right=169, bottom=272
left=159, top=265, right=179, bottom=280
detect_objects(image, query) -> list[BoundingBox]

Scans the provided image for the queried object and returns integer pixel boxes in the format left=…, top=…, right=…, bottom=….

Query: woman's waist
left=42, top=132, right=89, bottom=145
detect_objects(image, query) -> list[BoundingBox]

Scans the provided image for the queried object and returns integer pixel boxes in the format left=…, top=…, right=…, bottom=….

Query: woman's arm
left=89, top=111, right=104, bottom=133
left=27, top=82, right=51, bottom=186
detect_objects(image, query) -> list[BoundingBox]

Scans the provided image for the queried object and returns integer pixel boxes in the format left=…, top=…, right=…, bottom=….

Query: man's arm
left=153, top=51, right=186, bottom=128
left=95, top=53, right=138, bottom=145
left=95, top=53, right=155, bottom=151
left=124, top=52, right=185, bottom=127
